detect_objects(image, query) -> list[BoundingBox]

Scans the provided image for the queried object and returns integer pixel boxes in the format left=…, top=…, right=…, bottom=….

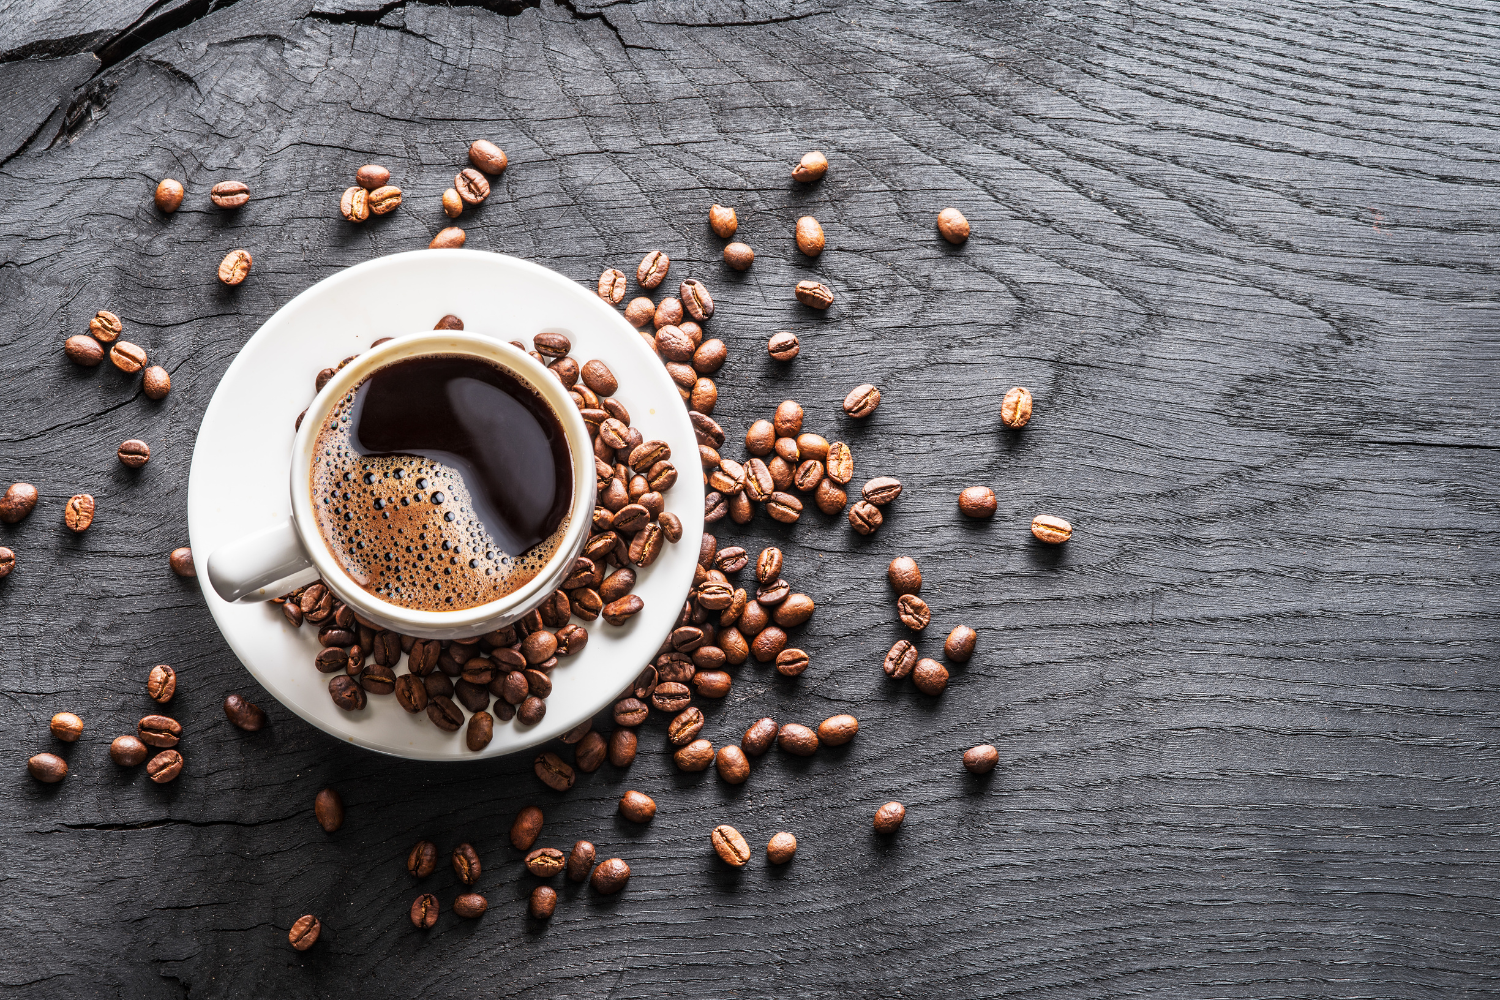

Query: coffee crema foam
left=310, top=383, right=570, bottom=612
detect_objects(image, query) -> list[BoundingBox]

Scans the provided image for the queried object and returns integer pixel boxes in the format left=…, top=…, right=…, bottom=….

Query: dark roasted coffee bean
left=690, top=411, right=725, bottom=450
left=667, top=707, right=705, bottom=746
left=705, top=492, right=728, bottom=523
left=210, top=180, right=249, bottom=208
left=370, top=630, right=400, bottom=666
left=884, top=640, right=918, bottom=679
left=888, top=556, right=922, bottom=594
left=674, top=738, right=714, bottom=771
left=408, top=839, right=439, bottom=877
left=452, top=679, right=488, bottom=713
left=223, top=693, right=266, bottom=731
left=773, top=401, right=804, bottom=439
left=742, top=717, right=777, bottom=756
left=110, top=734, right=149, bottom=766
left=138, top=714, right=181, bottom=747
left=959, top=485, right=997, bottom=518
left=567, top=840, right=596, bottom=882
left=571, top=730, right=605, bottom=772
left=592, top=857, right=630, bottom=894
left=793, top=149, right=828, bottom=182
left=608, top=727, right=638, bottom=767
left=508, top=806, right=545, bottom=851
left=49, top=712, right=82, bottom=741
left=556, top=623, right=589, bottom=656
left=651, top=681, right=691, bottom=714
left=712, top=824, right=751, bottom=866
left=0, top=546, right=12, bottom=578
left=282, top=601, right=304, bottom=628
left=535, top=751, right=576, bottom=790
left=517, top=695, right=546, bottom=726
left=116, top=438, right=150, bottom=468
left=329, top=674, right=366, bottom=710
left=466, top=711, right=494, bottom=751
left=319, top=624, right=356, bottom=648
left=408, top=638, right=441, bottom=676
left=946, top=625, right=978, bottom=662
left=288, top=914, right=320, bottom=951
left=362, top=663, right=397, bottom=695
left=314, top=647, right=348, bottom=673
left=817, top=714, right=859, bottom=746
left=603, top=594, right=644, bottom=626
left=697, top=581, right=733, bottom=611
left=738, top=600, right=769, bottom=638
left=724, top=240, right=755, bottom=269
left=631, top=665, right=658, bottom=701
left=28, top=752, right=68, bottom=783
left=715, top=745, right=750, bottom=784
left=657, top=653, right=695, bottom=683
left=862, top=477, right=902, bottom=506
left=64, top=494, right=95, bottom=532
left=394, top=674, right=428, bottom=713
left=453, top=892, right=488, bottom=919
left=756, top=579, right=790, bottom=605
left=0, top=482, right=38, bottom=523
left=913, top=657, right=949, bottom=695
left=147, top=749, right=183, bottom=783
left=897, top=594, right=931, bottom=630
left=65, top=335, right=104, bottom=366
left=795, top=280, right=834, bottom=309
left=410, top=893, right=439, bottom=929
left=778, top=722, right=819, bottom=756
left=425, top=695, right=462, bottom=730
left=314, top=788, right=343, bottom=832
left=452, top=843, right=481, bottom=885
left=774, top=648, right=809, bottom=677
left=849, top=499, right=883, bottom=534
left=533, top=331, right=571, bottom=359
left=613, top=695, right=649, bottom=726
left=874, top=800, right=907, bottom=833
left=964, top=744, right=1000, bottom=774
left=145, top=664, right=177, bottom=704
left=527, top=885, right=557, bottom=920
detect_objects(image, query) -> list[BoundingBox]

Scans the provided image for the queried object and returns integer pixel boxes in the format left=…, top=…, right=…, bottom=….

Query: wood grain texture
left=1, top=0, right=1497, bottom=996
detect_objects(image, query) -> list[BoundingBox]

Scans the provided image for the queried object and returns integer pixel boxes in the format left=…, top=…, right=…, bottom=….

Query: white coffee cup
left=205, top=331, right=596, bottom=639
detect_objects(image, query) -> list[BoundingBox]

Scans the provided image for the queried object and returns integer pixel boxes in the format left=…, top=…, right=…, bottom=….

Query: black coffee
left=310, top=354, right=573, bottom=611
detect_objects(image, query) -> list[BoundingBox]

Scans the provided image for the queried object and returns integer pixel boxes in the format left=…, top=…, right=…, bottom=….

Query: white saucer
left=187, top=250, right=703, bottom=760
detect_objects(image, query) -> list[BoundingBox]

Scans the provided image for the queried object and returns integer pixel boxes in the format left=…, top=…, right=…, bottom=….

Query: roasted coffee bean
left=0, top=483, right=38, bottom=523
left=530, top=332, right=569, bottom=361
left=797, top=434, right=828, bottom=464
left=524, top=669, right=552, bottom=699
left=522, top=885, right=555, bottom=920
left=410, top=893, right=439, bottom=929
left=697, top=581, right=734, bottom=611
left=658, top=653, right=696, bottom=683
left=795, top=280, right=834, bottom=309
left=651, top=681, right=691, bottom=714
left=453, top=892, right=488, bottom=919
left=355, top=164, right=390, bottom=189
left=89, top=309, right=122, bottom=343
left=911, top=655, right=950, bottom=694
left=721, top=239, right=755, bottom=270
left=672, top=626, right=705, bottom=653
left=767, top=455, right=794, bottom=491
left=569, top=730, right=604, bottom=772
left=739, top=717, right=777, bottom=757
left=680, top=278, right=714, bottom=321
left=426, top=674, right=454, bottom=702
left=576, top=360, right=617, bottom=401
left=154, top=178, right=184, bottom=212
left=216, top=249, right=252, bottom=286
left=113, top=343, right=150, bottom=376
left=741, top=423, right=773, bottom=460
left=367, top=184, right=402, bottom=214
left=774, top=594, right=815, bottom=628
left=453, top=167, right=490, bottom=205
left=770, top=400, right=802, bottom=439
left=223, top=693, right=267, bottom=731
left=817, top=714, right=859, bottom=746
left=760, top=832, right=795, bottom=866
left=28, top=752, right=68, bottom=783
left=145, top=664, right=177, bottom=704
left=715, top=745, right=750, bottom=785
left=0, top=546, right=12, bottom=577
left=647, top=460, right=678, bottom=493
left=748, top=549, right=780, bottom=587
left=408, top=638, right=441, bottom=676
left=862, top=477, right=903, bottom=507
left=368, top=630, right=399, bottom=666
left=694, top=670, right=731, bottom=697
left=362, top=664, right=397, bottom=695
left=407, top=840, right=439, bottom=879
left=210, top=180, right=249, bottom=208
left=757, top=579, right=790, bottom=604
left=1001, top=386, right=1034, bottom=428
left=760, top=331, right=800, bottom=364
left=958, top=485, right=997, bottom=518
left=945, top=625, right=978, bottom=662
left=667, top=707, right=705, bottom=746
left=110, top=734, right=149, bottom=766
left=525, top=847, right=566, bottom=878
left=712, top=825, right=751, bottom=867
left=49, top=711, right=82, bottom=742
left=793, top=149, right=828, bottom=182
left=608, top=727, right=638, bottom=767
left=774, top=648, right=809, bottom=677
left=288, top=914, right=321, bottom=951
left=143, top=365, right=171, bottom=399
left=313, top=788, right=344, bottom=832
left=165, top=546, right=196, bottom=577
left=464, top=710, right=494, bottom=751
left=282, top=601, right=303, bottom=628
left=795, top=215, right=825, bottom=255
left=639, top=491, right=665, bottom=519
left=793, top=459, right=824, bottom=492
left=138, top=714, right=181, bottom=748
left=964, top=744, right=1000, bottom=774
left=1031, top=514, right=1073, bottom=543
left=429, top=226, right=466, bottom=249
left=330, top=674, right=368, bottom=710
left=420, top=694, right=458, bottom=730
left=937, top=206, right=970, bottom=244
left=897, top=594, right=931, bottom=630
left=874, top=801, right=907, bottom=833
left=394, top=674, right=428, bottom=713
left=614, top=697, right=648, bottom=727
left=629, top=525, right=664, bottom=567
left=888, top=556, right=922, bottom=594
left=674, top=738, right=714, bottom=771
left=65, top=334, right=105, bottom=366
left=850, top=498, right=886, bottom=533
left=704, top=492, right=728, bottom=523
left=624, top=296, right=655, bottom=327
left=884, top=639, right=918, bottom=679
left=631, top=665, right=659, bottom=701
left=738, top=600, right=769, bottom=637
left=602, top=594, right=644, bottom=626
left=708, top=203, right=738, bottom=237
left=516, top=695, right=546, bottom=726
left=592, top=857, right=630, bottom=894
left=509, top=805, right=544, bottom=851
left=778, top=722, right=819, bottom=756
left=340, top=185, right=369, bottom=222
left=819, top=441, right=853, bottom=486
left=147, top=749, right=183, bottom=783
left=567, top=840, right=596, bottom=882
left=813, top=478, right=847, bottom=514
left=556, top=623, right=589, bottom=656
left=521, top=630, right=558, bottom=665
left=690, top=377, right=718, bottom=413
left=319, top=624, right=356, bottom=648
left=451, top=843, right=481, bottom=885
left=619, top=790, right=657, bottom=823
left=469, top=139, right=508, bottom=173
left=314, top=647, right=348, bottom=673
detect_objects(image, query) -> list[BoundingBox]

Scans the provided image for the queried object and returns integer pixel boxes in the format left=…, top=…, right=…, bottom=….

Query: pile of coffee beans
left=338, top=163, right=402, bottom=225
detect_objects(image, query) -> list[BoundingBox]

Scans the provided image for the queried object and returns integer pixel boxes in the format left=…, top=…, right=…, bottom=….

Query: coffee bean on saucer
left=793, top=150, right=828, bottom=182
left=408, top=840, right=438, bottom=877
left=874, top=801, right=906, bottom=833
left=210, top=180, right=249, bottom=208
left=637, top=250, right=669, bottom=290
left=768, top=331, right=799, bottom=360
left=794, top=280, right=833, bottom=309
left=1001, top=386, right=1033, bottom=428
left=429, top=227, right=465, bottom=249
left=709, top=204, right=737, bottom=237
left=146, top=664, right=176, bottom=703
left=368, top=185, right=402, bottom=214
left=330, top=674, right=367, bottom=711
left=945, top=625, right=978, bottom=662
left=723, top=242, right=754, bottom=270
left=356, top=164, right=389, bottom=189
left=452, top=843, right=481, bottom=885
left=224, top=693, right=267, bottom=731
left=1031, top=514, right=1073, bottom=544
left=410, top=893, right=439, bottom=929
left=340, top=186, right=369, bottom=222
left=712, top=825, right=751, bottom=867
left=110, top=735, right=148, bottom=766
left=288, top=914, right=321, bottom=950
left=959, top=486, right=997, bottom=518
left=147, top=749, right=183, bottom=783
left=598, top=268, right=627, bottom=303
left=453, top=893, right=488, bottom=919
left=535, top=751, right=575, bottom=790
left=937, top=207, right=970, bottom=244
left=50, top=712, right=83, bottom=741
left=591, top=858, right=630, bottom=894
left=116, top=439, right=150, bottom=468
left=912, top=657, right=949, bottom=695
left=843, top=383, right=881, bottom=418
left=89, top=310, right=122, bottom=342
left=143, top=366, right=171, bottom=399
left=466, top=710, right=493, bottom=750
left=795, top=216, right=825, bottom=256
left=767, top=832, right=797, bottom=864
left=469, top=139, right=508, bottom=174
left=455, top=168, right=490, bottom=205
left=314, top=788, right=344, bottom=832
left=964, top=744, right=1000, bottom=774
left=218, top=250, right=252, bottom=286
left=567, top=841, right=596, bottom=882
left=154, top=179, right=184, bottom=212
left=65, top=335, right=104, bottom=365
left=608, top=728, right=637, bottom=767
left=529, top=885, right=557, bottom=919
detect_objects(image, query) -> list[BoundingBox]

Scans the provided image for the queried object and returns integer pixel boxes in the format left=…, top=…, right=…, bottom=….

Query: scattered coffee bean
left=65, top=334, right=104, bottom=366
left=817, top=714, right=859, bottom=746
left=224, top=693, right=267, bottom=731
left=116, top=439, right=150, bottom=468
left=937, top=206, right=970, bottom=244
left=50, top=711, right=83, bottom=742
left=408, top=839, right=438, bottom=877
left=723, top=241, right=754, bottom=270
left=762, top=330, right=801, bottom=362
left=667, top=706, right=705, bottom=746
left=567, top=840, right=596, bottom=881
left=795, top=280, right=834, bottom=309
left=964, top=744, right=999, bottom=774
left=110, top=734, right=149, bottom=766
left=680, top=278, right=714, bottom=321
left=597, top=268, right=627, bottom=304
left=708, top=204, right=738, bottom=237
left=884, top=639, right=918, bottom=679
left=435, top=187, right=460, bottom=218
left=959, top=485, right=997, bottom=518
left=842, top=383, right=881, bottom=418
left=1001, top=386, right=1033, bottom=428
left=143, top=364, right=170, bottom=397
left=715, top=744, right=750, bottom=784
left=28, top=752, right=68, bottom=782
left=712, top=824, right=751, bottom=867
left=608, top=727, right=638, bottom=767
left=0, top=483, right=38, bottom=524
left=525, top=847, right=567, bottom=878
left=638, top=250, right=669, bottom=290
left=773, top=400, right=804, bottom=437
left=619, top=790, right=657, bottom=823
left=210, top=180, right=249, bottom=208
left=774, top=648, right=809, bottom=677
left=529, top=885, right=557, bottom=919
left=793, top=150, right=828, bottom=182
left=674, top=738, right=714, bottom=771
left=535, top=750, right=576, bottom=790
left=510, top=805, right=544, bottom=850
left=453, top=892, right=488, bottom=919
left=110, top=341, right=148, bottom=373
left=368, top=185, right=402, bottom=214
left=912, top=657, right=949, bottom=695
left=862, top=477, right=903, bottom=506
left=945, top=625, right=977, bottom=662
left=218, top=249, right=252, bottom=286
left=147, top=749, right=183, bottom=782
left=90, top=309, right=122, bottom=342
left=340, top=186, right=369, bottom=222
left=288, top=914, right=320, bottom=950
left=767, top=831, right=797, bottom=864
left=778, top=722, right=819, bottom=756
left=624, top=296, right=655, bottom=327
left=454, top=167, right=490, bottom=205
left=897, top=594, right=931, bottom=630
left=742, top=717, right=777, bottom=756
left=410, top=892, right=439, bottom=929
left=429, top=226, right=465, bottom=249
left=873, top=801, right=906, bottom=833
left=154, top=178, right=184, bottom=213
left=1031, top=514, right=1073, bottom=544
left=469, top=139, right=508, bottom=174
left=0, top=546, right=12, bottom=578
left=146, top=664, right=176, bottom=703
left=795, top=216, right=825, bottom=256
left=356, top=164, right=390, bottom=190
left=767, top=491, right=803, bottom=523
left=591, top=857, right=630, bottom=894
left=314, top=788, right=344, bottom=832
left=138, top=714, right=181, bottom=747
left=452, top=843, right=481, bottom=885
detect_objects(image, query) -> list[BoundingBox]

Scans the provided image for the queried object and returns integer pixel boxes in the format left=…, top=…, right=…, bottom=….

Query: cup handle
left=206, top=520, right=320, bottom=603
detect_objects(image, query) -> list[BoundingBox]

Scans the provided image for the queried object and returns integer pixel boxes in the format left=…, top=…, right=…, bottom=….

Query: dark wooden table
left=3, top=1, right=1497, bottom=996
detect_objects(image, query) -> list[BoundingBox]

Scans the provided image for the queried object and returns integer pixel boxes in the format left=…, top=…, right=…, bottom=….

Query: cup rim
left=288, top=331, right=595, bottom=631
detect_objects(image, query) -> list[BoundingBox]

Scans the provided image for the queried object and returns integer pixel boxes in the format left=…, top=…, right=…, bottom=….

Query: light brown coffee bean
left=534, top=751, right=575, bottom=790
left=654, top=298, right=683, bottom=330
left=218, top=250, right=252, bottom=286
left=772, top=400, right=803, bottom=438
left=772, top=593, right=814, bottom=627
left=693, top=670, right=731, bottom=698
left=691, top=377, right=717, bottom=413
left=356, top=164, right=390, bottom=189
left=637, top=250, right=669, bottom=289
left=619, top=790, right=657, bottom=823
left=454, top=167, right=490, bottom=204
left=817, top=714, right=858, bottom=746
left=288, top=914, right=320, bottom=950
left=667, top=707, right=705, bottom=746
left=712, top=824, right=751, bottom=867
left=680, top=278, right=714, bottom=321
left=767, top=491, right=803, bottom=523
left=897, top=594, right=930, bottom=630
left=792, top=150, right=828, bottom=182
left=767, top=831, right=797, bottom=864
left=795, top=215, right=825, bottom=256
left=154, top=178, right=184, bottom=213
left=715, top=744, right=750, bottom=784
left=862, top=476, right=903, bottom=506
left=49, top=711, right=83, bottom=742
left=143, top=366, right=171, bottom=399
left=429, top=226, right=465, bottom=249
left=146, top=749, right=183, bottom=782
left=742, top=717, right=777, bottom=756
left=609, top=728, right=638, bottom=767
left=65, top=335, right=104, bottom=366
left=596, top=267, right=627, bottom=304
left=210, top=180, right=249, bottom=208
left=674, top=738, right=714, bottom=772
left=340, top=186, right=369, bottom=222
left=761, top=330, right=800, bottom=362
left=367, top=185, right=402, bottom=214
left=1001, top=386, right=1033, bottom=428
left=937, top=206, right=970, bottom=244
left=64, top=494, right=95, bottom=532
left=313, top=788, right=343, bottom=832
left=751, top=625, right=787, bottom=662
left=913, top=657, right=949, bottom=695
left=964, top=744, right=1000, bottom=774
left=89, top=310, right=122, bottom=342
left=708, top=204, right=738, bottom=237
left=453, top=892, right=488, bottom=919
left=887, top=556, right=922, bottom=594
left=843, top=383, right=881, bottom=418
left=959, top=486, right=997, bottom=518
left=778, top=722, right=818, bottom=756
left=813, top=477, right=848, bottom=514
left=873, top=801, right=906, bottom=833
left=591, top=857, right=630, bottom=894
left=795, top=280, right=834, bottom=309
left=110, top=734, right=148, bottom=766
left=723, top=241, right=755, bottom=270
left=774, top=648, right=809, bottom=677
left=138, top=714, right=181, bottom=747
left=946, top=625, right=978, bottom=662
left=116, top=439, right=150, bottom=468
left=110, top=341, right=148, bottom=373
left=469, top=139, right=508, bottom=173
left=624, top=296, right=655, bottom=327
left=1032, top=514, right=1073, bottom=543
